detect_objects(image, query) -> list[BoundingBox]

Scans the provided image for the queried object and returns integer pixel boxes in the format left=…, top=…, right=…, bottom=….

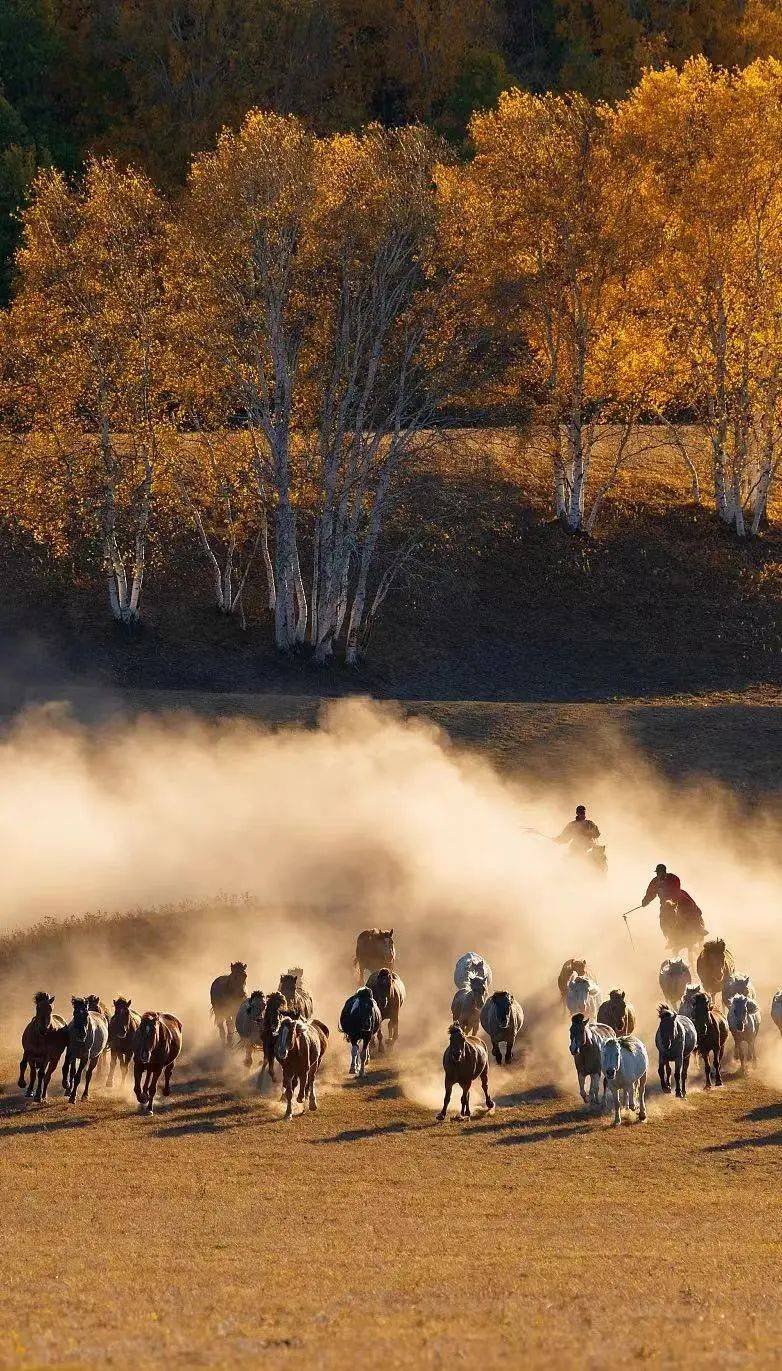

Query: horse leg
left=62, top=1050, right=72, bottom=1094
left=376, top=1024, right=385, bottom=1057
left=437, top=1077, right=453, bottom=1122
left=481, top=1064, right=495, bottom=1113
left=492, top=1040, right=502, bottom=1066
left=133, top=1059, right=146, bottom=1104
left=283, top=1073, right=294, bottom=1121
left=297, top=1069, right=306, bottom=1102
left=390, top=1011, right=399, bottom=1047
left=18, top=1056, right=28, bottom=1090
left=714, top=1045, right=723, bottom=1086
left=610, top=1084, right=621, bottom=1126
left=69, top=1057, right=84, bottom=1104
left=31, top=1063, right=44, bottom=1103
left=307, top=1066, right=318, bottom=1112
left=674, top=1055, right=683, bottom=1098
left=143, top=1069, right=161, bottom=1114
left=505, top=1031, right=514, bottom=1066
left=658, top=1058, right=669, bottom=1093
left=703, top=1051, right=712, bottom=1089
left=460, top=1085, right=471, bottom=1119
left=25, top=1061, right=37, bottom=1098
left=681, top=1053, right=689, bottom=1098
left=577, top=1067, right=588, bottom=1106
left=163, top=1062, right=174, bottom=1096
left=637, top=1072, right=647, bottom=1123
left=82, top=1056, right=99, bottom=1099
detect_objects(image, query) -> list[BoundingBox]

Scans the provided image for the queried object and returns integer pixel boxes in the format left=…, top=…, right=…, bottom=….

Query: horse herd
left=15, top=929, right=782, bottom=1125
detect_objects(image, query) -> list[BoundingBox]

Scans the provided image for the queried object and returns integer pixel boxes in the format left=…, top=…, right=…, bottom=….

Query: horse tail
left=313, top=1019, right=329, bottom=1039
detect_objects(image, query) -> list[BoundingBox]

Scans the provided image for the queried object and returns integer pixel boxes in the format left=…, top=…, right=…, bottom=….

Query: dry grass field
left=0, top=692, right=781, bottom=1369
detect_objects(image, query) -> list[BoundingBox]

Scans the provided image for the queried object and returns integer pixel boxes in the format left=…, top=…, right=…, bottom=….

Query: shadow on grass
left=154, top=1103, right=255, bottom=1136
left=494, top=1124, right=592, bottom=1145
left=0, top=1113, right=94, bottom=1136
left=313, top=1121, right=421, bottom=1143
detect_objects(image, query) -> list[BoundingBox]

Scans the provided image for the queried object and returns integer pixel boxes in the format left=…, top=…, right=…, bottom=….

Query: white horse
left=659, top=958, right=692, bottom=1010
left=453, top=953, right=493, bottom=991
left=600, top=1035, right=649, bottom=1126
left=772, top=990, right=782, bottom=1036
left=565, top=974, right=601, bottom=1019
left=722, top=972, right=757, bottom=1010
left=727, top=995, right=761, bottom=1073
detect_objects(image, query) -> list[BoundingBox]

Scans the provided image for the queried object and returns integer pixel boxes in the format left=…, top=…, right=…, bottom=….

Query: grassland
left=0, top=693, right=781, bottom=1369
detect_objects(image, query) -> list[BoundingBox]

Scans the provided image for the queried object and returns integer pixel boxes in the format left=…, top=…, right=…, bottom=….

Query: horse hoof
left=436, top=1112, right=446, bottom=1122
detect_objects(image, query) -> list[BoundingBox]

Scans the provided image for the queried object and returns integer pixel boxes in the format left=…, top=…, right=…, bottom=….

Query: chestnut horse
left=690, top=992, right=728, bottom=1088
left=19, top=992, right=68, bottom=1103
left=366, top=968, right=406, bottom=1051
left=274, top=1012, right=329, bottom=1120
left=437, top=1023, right=494, bottom=1121
left=133, top=1012, right=183, bottom=1114
left=597, top=990, right=636, bottom=1036
left=107, top=997, right=141, bottom=1087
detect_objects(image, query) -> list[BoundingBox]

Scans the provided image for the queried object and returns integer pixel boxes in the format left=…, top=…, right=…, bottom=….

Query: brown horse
left=696, top=940, right=735, bottom=998
left=259, top=977, right=314, bottom=1085
left=133, top=1012, right=183, bottom=1114
left=274, top=1012, right=328, bottom=1120
left=437, top=1023, right=494, bottom=1121
left=19, top=992, right=68, bottom=1103
left=354, top=929, right=395, bottom=983
left=107, top=997, right=141, bottom=1087
left=597, top=990, right=636, bottom=1036
left=690, top=992, right=728, bottom=1088
left=278, top=969, right=313, bottom=1018
left=210, top=962, right=247, bottom=1045
left=366, top=968, right=406, bottom=1051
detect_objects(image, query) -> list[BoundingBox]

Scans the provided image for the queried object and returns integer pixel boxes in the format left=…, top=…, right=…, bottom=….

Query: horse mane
left=658, top=1004, right=674, bottom=1018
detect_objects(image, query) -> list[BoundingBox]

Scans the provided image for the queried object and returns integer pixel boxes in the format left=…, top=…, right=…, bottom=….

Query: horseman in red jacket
left=642, top=864, right=706, bottom=955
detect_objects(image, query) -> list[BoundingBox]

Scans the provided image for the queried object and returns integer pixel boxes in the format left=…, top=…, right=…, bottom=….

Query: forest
left=0, top=8, right=781, bottom=675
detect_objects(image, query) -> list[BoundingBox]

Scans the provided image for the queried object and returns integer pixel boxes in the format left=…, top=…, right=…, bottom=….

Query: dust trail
left=0, top=696, right=781, bottom=1102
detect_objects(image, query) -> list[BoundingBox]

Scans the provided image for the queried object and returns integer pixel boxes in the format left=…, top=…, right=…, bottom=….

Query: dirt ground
left=0, top=693, right=781, bottom=1369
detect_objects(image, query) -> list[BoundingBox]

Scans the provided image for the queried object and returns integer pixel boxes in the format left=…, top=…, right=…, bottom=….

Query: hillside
left=0, top=428, right=779, bottom=708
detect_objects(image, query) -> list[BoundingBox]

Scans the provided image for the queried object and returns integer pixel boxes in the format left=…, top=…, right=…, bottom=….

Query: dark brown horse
left=86, top=995, right=110, bottom=1021
left=132, top=1012, right=183, bottom=1114
left=437, top=1023, right=494, bottom=1121
left=690, top=992, right=728, bottom=1088
left=278, top=969, right=313, bottom=1017
left=259, top=977, right=314, bottom=1086
left=19, top=992, right=68, bottom=1103
left=107, top=997, right=141, bottom=1087
left=210, top=962, right=247, bottom=1045
left=274, top=1012, right=328, bottom=1120
left=366, top=968, right=406, bottom=1051
left=597, top=990, right=636, bottom=1036
left=354, top=929, right=395, bottom=983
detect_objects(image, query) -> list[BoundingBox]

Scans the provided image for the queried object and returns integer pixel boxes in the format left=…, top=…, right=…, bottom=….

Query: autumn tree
left=166, top=112, right=448, bottom=660
left=2, top=159, right=168, bottom=618
left=616, top=58, right=782, bottom=535
left=439, top=87, right=656, bottom=532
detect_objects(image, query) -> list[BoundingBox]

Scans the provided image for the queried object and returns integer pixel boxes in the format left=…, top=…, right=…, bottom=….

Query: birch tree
left=438, top=88, right=654, bottom=533
left=616, top=58, right=782, bottom=536
left=2, top=159, right=168, bottom=620
left=167, top=112, right=318, bottom=649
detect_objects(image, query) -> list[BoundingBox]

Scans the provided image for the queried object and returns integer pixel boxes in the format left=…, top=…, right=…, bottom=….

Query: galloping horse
left=19, top=992, right=68, bottom=1103
left=107, top=997, right=141, bottom=1087
left=63, top=997, right=109, bottom=1104
left=274, top=1012, right=328, bottom=1120
left=210, top=963, right=247, bottom=1046
left=366, top=969, right=406, bottom=1051
left=132, top=1012, right=183, bottom=1114
left=437, top=1023, right=494, bottom=1121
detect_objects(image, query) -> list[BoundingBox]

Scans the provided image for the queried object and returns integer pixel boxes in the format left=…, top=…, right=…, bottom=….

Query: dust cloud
left=1, top=696, right=781, bottom=1100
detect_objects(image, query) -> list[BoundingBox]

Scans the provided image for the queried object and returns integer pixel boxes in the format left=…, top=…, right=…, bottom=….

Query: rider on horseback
left=641, top=864, right=705, bottom=953
left=555, top=806, right=606, bottom=871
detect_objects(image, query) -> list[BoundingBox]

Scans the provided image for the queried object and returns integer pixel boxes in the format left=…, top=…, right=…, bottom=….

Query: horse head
left=34, top=991, right=55, bottom=1026
left=230, top=962, right=248, bottom=988
left=113, top=997, right=132, bottom=1029
left=470, top=976, right=488, bottom=1007
left=86, top=995, right=104, bottom=1017
left=380, top=930, right=395, bottom=958
left=657, top=1005, right=675, bottom=1046
left=492, top=991, right=512, bottom=1027
left=372, top=969, right=392, bottom=1011
left=136, top=1012, right=160, bottom=1064
left=609, top=989, right=626, bottom=1006
left=248, top=990, right=266, bottom=1019
left=692, top=992, right=712, bottom=1025
left=448, top=1023, right=467, bottom=1061
left=275, top=1012, right=301, bottom=1062
left=601, top=1037, right=621, bottom=1080
left=730, top=994, right=749, bottom=1029
left=569, top=1013, right=587, bottom=1056
left=71, top=997, right=90, bottom=1042
left=265, top=992, right=286, bottom=1034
